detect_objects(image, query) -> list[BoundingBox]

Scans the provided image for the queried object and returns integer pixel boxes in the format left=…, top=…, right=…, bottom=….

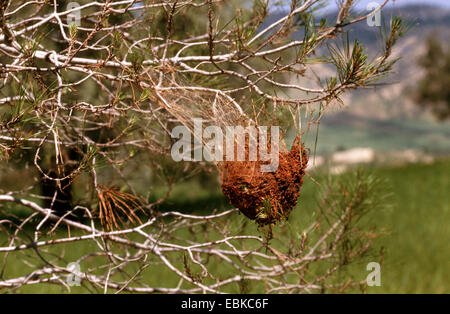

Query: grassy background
left=0, top=159, right=449, bottom=293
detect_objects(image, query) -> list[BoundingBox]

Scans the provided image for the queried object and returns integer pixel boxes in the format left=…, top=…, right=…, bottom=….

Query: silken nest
left=219, top=135, right=309, bottom=227
left=155, top=88, right=309, bottom=229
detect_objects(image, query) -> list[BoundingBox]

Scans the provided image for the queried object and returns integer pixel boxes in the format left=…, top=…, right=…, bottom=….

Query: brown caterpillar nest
left=220, top=136, right=308, bottom=226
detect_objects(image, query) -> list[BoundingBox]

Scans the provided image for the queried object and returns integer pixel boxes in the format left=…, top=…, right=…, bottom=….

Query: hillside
left=269, top=4, right=450, bottom=153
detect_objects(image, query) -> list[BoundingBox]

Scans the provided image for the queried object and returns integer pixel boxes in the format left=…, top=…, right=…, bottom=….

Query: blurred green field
left=0, top=159, right=449, bottom=293
left=367, top=159, right=449, bottom=293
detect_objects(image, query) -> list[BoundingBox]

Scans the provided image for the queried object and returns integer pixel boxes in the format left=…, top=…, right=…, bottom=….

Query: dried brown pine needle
left=97, top=185, right=145, bottom=230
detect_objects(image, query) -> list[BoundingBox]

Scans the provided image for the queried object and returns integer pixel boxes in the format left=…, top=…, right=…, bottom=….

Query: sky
left=267, top=0, right=450, bottom=15
left=322, top=0, right=450, bottom=11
